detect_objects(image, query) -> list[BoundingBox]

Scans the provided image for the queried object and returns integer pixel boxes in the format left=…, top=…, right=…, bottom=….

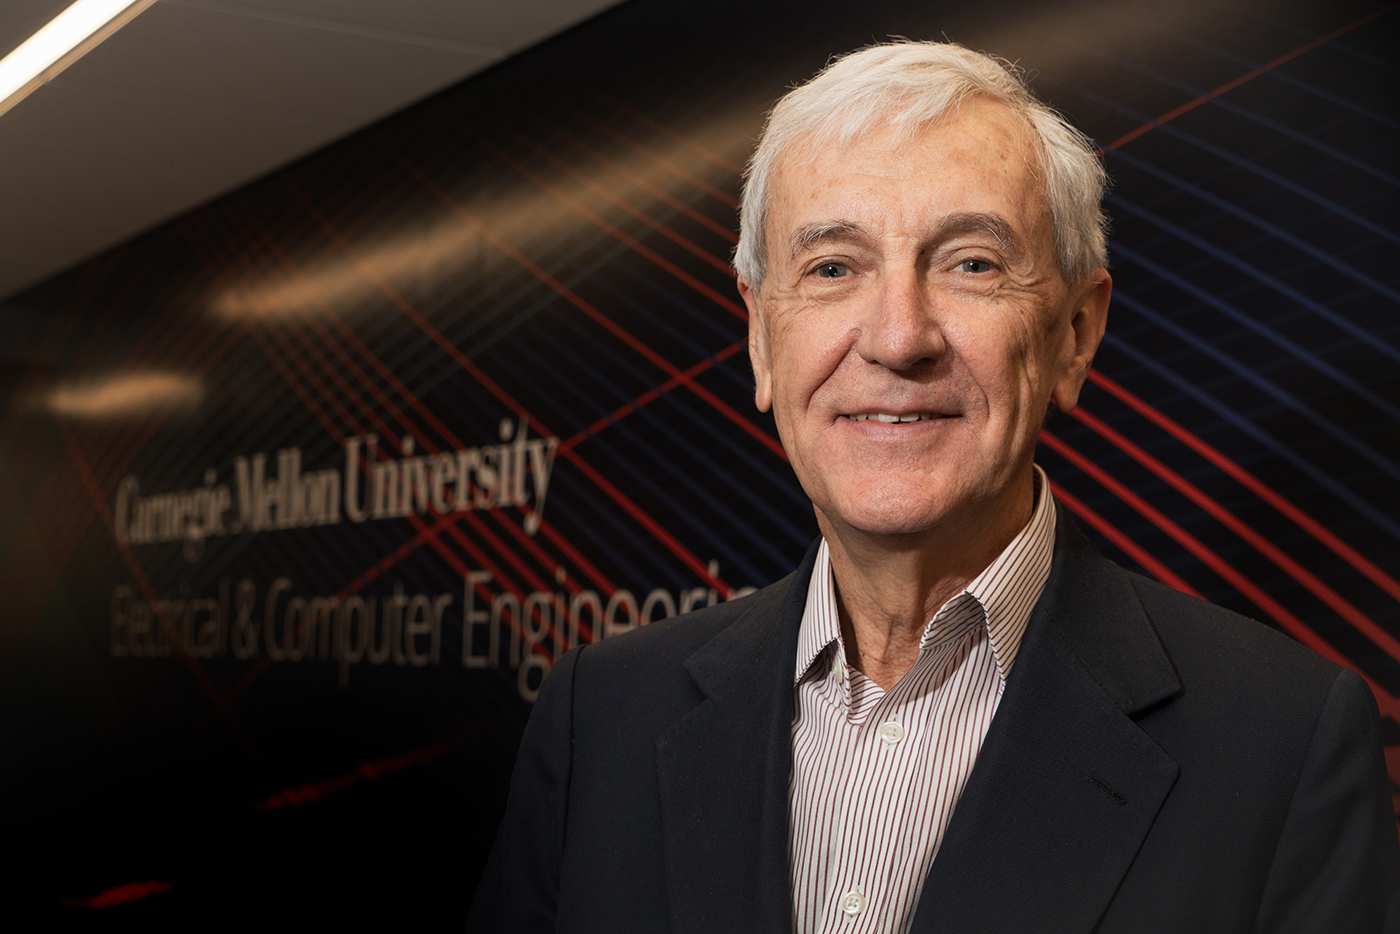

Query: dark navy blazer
left=469, top=507, right=1400, bottom=933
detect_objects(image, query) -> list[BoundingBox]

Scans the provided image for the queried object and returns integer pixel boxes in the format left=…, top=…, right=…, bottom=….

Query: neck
left=820, top=473, right=1035, bottom=690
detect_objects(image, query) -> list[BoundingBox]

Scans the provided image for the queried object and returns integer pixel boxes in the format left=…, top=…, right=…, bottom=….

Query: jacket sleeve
left=1257, top=667, right=1400, bottom=933
left=466, top=646, right=583, bottom=934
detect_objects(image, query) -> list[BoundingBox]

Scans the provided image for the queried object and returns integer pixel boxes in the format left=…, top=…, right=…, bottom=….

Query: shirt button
left=840, top=889, right=866, bottom=917
left=878, top=720, right=905, bottom=745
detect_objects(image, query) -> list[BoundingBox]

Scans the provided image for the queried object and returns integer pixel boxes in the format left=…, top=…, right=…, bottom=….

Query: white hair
left=733, top=41, right=1109, bottom=287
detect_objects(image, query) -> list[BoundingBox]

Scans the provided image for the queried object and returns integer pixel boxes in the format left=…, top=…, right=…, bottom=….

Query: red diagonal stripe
left=1071, top=404, right=1400, bottom=667
left=1098, top=2, right=1400, bottom=153
left=238, top=219, right=633, bottom=601
left=593, top=93, right=746, bottom=175
left=1086, top=370, right=1400, bottom=604
left=56, top=420, right=269, bottom=770
left=233, top=219, right=624, bottom=613
left=1040, top=429, right=1400, bottom=721
left=481, top=134, right=746, bottom=316
left=1046, top=478, right=1201, bottom=596
left=256, top=738, right=457, bottom=810
left=523, top=108, right=740, bottom=244
left=558, top=339, right=749, bottom=454
left=378, top=160, right=783, bottom=462
left=293, top=171, right=749, bottom=588
left=495, top=123, right=736, bottom=275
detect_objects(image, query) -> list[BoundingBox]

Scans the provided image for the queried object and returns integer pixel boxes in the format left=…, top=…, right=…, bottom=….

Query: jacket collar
left=653, top=539, right=819, bottom=934
left=909, top=505, right=1182, bottom=932
left=655, top=507, right=1184, bottom=934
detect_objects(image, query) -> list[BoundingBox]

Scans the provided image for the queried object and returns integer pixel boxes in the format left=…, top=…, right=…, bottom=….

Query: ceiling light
left=0, top=0, right=157, bottom=119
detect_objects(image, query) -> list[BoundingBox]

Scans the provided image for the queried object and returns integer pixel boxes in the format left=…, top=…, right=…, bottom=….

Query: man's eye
left=958, top=259, right=993, bottom=274
left=814, top=262, right=850, bottom=279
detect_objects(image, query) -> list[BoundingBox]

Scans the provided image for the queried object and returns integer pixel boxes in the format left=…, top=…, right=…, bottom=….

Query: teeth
left=848, top=413, right=936, bottom=423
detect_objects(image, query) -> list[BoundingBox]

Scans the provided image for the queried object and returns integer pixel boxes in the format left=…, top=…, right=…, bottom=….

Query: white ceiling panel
left=0, top=0, right=623, bottom=300
left=0, top=79, right=341, bottom=254
left=57, top=2, right=499, bottom=124
left=177, top=0, right=569, bottom=50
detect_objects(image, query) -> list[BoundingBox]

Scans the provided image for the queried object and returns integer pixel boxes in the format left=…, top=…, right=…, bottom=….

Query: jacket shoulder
left=575, top=570, right=798, bottom=665
left=1126, top=569, right=1340, bottom=693
left=555, top=568, right=802, bottom=709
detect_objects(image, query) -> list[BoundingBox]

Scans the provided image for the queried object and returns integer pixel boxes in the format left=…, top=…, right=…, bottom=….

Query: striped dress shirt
left=789, top=466, right=1057, bottom=933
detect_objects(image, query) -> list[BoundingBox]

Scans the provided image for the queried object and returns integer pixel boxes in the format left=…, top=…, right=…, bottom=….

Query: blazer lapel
left=654, top=542, right=818, bottom=934
left=910, top=509, right=1183, bottom=934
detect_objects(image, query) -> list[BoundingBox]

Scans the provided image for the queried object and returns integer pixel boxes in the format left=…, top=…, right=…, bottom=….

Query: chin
left=823, top=479, right=960, bottom=540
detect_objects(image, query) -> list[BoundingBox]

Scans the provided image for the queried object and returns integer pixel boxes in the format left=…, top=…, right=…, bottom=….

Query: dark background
left=1, top=0, right=1396, bottom=927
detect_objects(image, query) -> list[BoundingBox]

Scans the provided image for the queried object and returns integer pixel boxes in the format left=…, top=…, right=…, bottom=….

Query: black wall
left=1, top=0, right=1396, bottom=927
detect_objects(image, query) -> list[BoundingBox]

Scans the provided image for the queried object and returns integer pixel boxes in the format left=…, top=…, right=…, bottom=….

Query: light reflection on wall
left=208, top=114, right=752, bottom=321
left=209, top=210, right=483, bottom=321
left=47, top=371, right=202, bottom=419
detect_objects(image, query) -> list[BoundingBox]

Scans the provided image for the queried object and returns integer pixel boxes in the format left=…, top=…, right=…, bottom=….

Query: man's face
left=740, top=97, right=1110, bottom=545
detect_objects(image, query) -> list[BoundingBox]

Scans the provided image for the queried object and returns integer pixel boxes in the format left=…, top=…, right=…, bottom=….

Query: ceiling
left=0, top=0, right=622, bottom=301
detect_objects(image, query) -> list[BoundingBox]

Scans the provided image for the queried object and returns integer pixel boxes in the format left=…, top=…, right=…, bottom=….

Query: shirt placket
left=853, top=625, right=978, bottom=932
left=826, top=681, right=920, bottom=932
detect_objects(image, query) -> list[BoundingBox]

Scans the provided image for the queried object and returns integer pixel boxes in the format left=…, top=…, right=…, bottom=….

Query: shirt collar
left=794, top=465, right=1057, bottom=687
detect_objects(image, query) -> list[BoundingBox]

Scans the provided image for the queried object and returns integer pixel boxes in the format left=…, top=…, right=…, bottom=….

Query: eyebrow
left=938, top=212, right=1023, bottom=261
left=786, top=211, right=1025, bottom=263
left=788, top=221, right=869, bottom=262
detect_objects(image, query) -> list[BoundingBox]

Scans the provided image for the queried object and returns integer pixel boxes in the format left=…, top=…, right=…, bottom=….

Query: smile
left=845, top=413, right=944, bottom=423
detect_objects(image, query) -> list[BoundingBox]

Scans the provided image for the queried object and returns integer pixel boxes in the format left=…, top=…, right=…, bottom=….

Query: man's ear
left=739, top=276, right=773, bottom=413
left=1050, top=268, right=1111, bottom=414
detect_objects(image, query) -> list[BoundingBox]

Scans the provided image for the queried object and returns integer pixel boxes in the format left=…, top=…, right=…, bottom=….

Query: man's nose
left=855, top=268, right=945, bottom=371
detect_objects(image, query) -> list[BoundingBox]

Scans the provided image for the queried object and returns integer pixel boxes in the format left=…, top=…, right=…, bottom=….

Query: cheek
left=948, top=311, right=1047, bottom=415
left=770, top=310, right=850, bottom=400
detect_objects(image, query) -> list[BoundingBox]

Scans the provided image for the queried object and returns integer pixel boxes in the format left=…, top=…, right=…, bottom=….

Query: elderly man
left=469, top=42, right=1398, bottom=933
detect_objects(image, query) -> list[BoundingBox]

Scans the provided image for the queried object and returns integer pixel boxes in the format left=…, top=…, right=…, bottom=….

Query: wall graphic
left=1, top=0, right=1396, bottom=927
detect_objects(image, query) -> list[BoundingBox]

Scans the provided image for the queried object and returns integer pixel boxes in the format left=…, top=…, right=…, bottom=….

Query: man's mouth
left=844, top=413, right=945, bottom=423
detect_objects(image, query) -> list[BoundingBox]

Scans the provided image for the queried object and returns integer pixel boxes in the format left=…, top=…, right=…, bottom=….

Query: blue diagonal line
left=507, top=313, right=796, bottom=582
left=1106, top=199, right=1400, bottom=373
left=592, top=265, right=748, bottom=377
left=1223, top=2, right=1400, bottom=73
left=1111, top=238, right=1400, bottom=423
left=1085, top=91, right=1400, bottom=249
left=587, top=264, right=759, bottom=397
left=541, top=310, right=809, bottom=547
left=545, top=472, right=689, bottom=587
left=1108, top=286, right=1400, bottom=483
left=546, top=484, right=658, bottom=584
left=581, top=424, right=770, bottom=584
left=1105, top=148, right=1400, bottom=306
left=1157, top=27, right=1400, bottom=130
left=1098, top=329, right=1400, bottom=543
left=551, top=335, right=804, bottom=522
left=1041, top=49, right=1400, bottom=188
left=590, top=261, right=767, bottom=397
